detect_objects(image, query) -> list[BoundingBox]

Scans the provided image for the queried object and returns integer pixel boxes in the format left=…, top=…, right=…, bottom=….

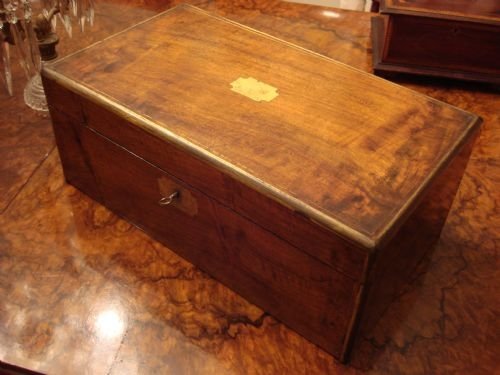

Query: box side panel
left=42, top=76, right=102, bottom=202
left=346, top=128, right=480, bottom=360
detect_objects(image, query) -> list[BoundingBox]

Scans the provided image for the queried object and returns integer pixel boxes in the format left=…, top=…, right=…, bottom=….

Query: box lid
left=381, top=0, right=500, bottom=25
left=43, top=4, right=480, bottom=250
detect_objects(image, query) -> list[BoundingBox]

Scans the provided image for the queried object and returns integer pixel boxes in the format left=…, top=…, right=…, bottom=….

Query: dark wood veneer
left=80, top=126, right=358, bottom=358
left=78, top=95, right=368, bottom=279
left=372, top=0, right=500, bottom=83
left=41, top=4, right=481, bottom=362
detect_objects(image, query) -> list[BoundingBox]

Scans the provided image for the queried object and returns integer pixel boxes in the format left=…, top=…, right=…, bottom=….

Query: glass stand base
left=24, top=73, right=48, bottom=111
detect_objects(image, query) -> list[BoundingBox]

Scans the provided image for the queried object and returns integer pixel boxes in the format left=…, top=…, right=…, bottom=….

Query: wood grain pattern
left=44, top=4, right=480, bottom=247
left=42, top=2, right=480, bottom=363
left=50, top=113, right=101, bottom=200
left=371, top=15, right=500, bottom=83
left=383, top=15, right=500, bottom=74
left=76, top=88, right=367, bottom=278
left=383, top=0, right=500, bottom=22
left=0, top=2, right=159, bottom=213
left=80, top=125, right=360, bottom=358
left=351, top=128, right=479, bottom=359
left=0, top=0, right=499, bottom=374
left=41, top=74, right=352, bottom=360
left=375, top=0, right=500, bottom=83
left=0, top=67, right=54, bottom=214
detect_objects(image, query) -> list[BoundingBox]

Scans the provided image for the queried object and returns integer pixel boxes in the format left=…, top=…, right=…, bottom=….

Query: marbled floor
left=0, top=1, right=499, bottom=374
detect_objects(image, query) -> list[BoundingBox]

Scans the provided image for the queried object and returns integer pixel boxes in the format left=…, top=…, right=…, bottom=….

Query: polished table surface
left=0, top=1, right=498, bottom=374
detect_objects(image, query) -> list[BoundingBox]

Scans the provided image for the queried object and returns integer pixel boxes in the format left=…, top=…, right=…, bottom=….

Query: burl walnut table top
left=0, top=0, right=498, bottom=374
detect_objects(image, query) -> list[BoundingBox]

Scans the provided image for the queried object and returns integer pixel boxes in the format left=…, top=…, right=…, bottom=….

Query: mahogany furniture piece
left=41, top=4, right=481, bottom=362
left=372, top=0, right=500, bottom=83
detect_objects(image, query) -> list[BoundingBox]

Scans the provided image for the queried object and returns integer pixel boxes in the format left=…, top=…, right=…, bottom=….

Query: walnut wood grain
left=383, top=0, right=500, bottom=22
left=0, top=0, right=499, bottom=374
left=383, top=15, right=499, bottom=75
left=0, top=2, right=159, bottom=214
left=43, top=4, right=480, bottom=248
left=374, top=0, right=500, bottom=83
left=41, top=2, right=480, bottom=363
left=351, top=127, right=480, bottom=359
left=42, top=81, right=102, bottom=202
left=77, top=92, right=367, bottom=278
left=80, top=126, right=359, bottom=358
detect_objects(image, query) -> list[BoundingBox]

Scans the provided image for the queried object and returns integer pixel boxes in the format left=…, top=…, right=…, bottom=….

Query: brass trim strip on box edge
left=42, top=4, right=483, bottom=251
left=42, top=68, right=376, bottom=250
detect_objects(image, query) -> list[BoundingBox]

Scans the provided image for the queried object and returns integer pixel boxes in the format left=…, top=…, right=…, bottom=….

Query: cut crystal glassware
left=1, top=0, right=94, bottom=110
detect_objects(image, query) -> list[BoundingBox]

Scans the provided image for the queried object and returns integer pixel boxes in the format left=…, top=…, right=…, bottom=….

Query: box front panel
left=80, top=125, right=361, bottom=359
left=79, top=96, right=368, bottom=280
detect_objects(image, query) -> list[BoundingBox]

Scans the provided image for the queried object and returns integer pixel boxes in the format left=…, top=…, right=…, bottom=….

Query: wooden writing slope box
left=372, top=0, right=500, bottom=83
left=42, top=5, right=481, bottom=362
